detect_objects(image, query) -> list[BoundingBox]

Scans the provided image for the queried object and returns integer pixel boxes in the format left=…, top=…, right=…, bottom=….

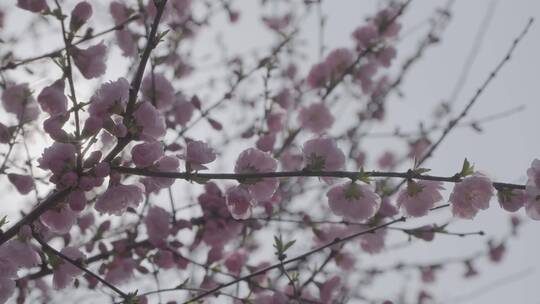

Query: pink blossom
left=67, top=190, right=87, bottom=212
left=40, top=204, right=78, bottom=235
left=88, top=78, right=129, bottom=121
left=1, top=239, right=40, bottom=269
left=374, top=7, right=402, bottom=38
left=131, top=141, right=164, bottom=168
left=185, top=140, right=216, bottom=170
left=303, top=137, right=345, bottom=183
left=37, top=79, right=68, bottom=115
left=52, top=247, right=85, bottom=289
left=110, top=1, right=129, bottom=24
left=319, top=276, right=341, bottom=303
left=234, top=148, right=279, bottom=202
left=105, top=258, right=135, bottom=284
left=155, top=250, right=175, bottom=269
left=17, top=0, right=48, bottom=13
left=255, top=291, right=288, bottom=304
left=355, top=62, right=378, bottom=93
left=38, top=142, right=77, bottom=176
left=376, top=46, right=396, bottom=67
left=267, top=111, right=285, bottom=133
left=525, top=159, right=540, bottom=220
left=0, top=278, right=15, bottom=304
left=7, top=173, right=34, bottom=195
left=488, top=241, right=505, bottom=263
left=1, top=83, right=40, bottom=122
left=262, top=14, right=291, bottom=32
left=225, top=185, right=254, bottom=220
left=450, top=173, right=494, bottom=219
left=44, top=114, right=69, bottom=141
left=352, top=25, right=378, bottom=50
left=274, top=88, right=292, bottom=109
left=145, top=206, right=171, bottom=246
left=133, top=102, right=167, bottom=140
left=70, top=1, right=92, bottom=32
left=325, top=48, right=354, bottom=75
left=94, top=183, right=144, bottom=215
left=497, top=189, right=526, bottom=212
left=256, top=133, right=276, bottom=152
left=141, top=156, right=180, bottom=193
left=397, top=181, right=444, bottom=217
left=224, top=251, right=247, bottom=275
left=327, top=182, right=381, bottom=221
left=172, top=95, right=195, bottom=126
left=77, top=213, right=94, bottom=234
left=116, top=29, right=137, bottom=57
left=71, top=42, right=107, bottom=79
left=298, top=102, right=334, bottom=134
left=306, top=62, right=330, bottom=88
left=142, top=73, right=175, bottom=111
left=359, top=226, right=386, bottom=254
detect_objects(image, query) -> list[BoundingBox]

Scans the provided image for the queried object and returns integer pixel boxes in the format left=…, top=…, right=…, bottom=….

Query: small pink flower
left=52, top=247, right=85, bottom=289
left=224, top=250, right=247, bottom=275
left=262, top=14, right=291, bottom=32
left=274, top=88, right=292, bottom=109
left=7, top=173, right=34, bottom=195
left=142, top=73, right=175, bottom=111
left=327, top=182, right=381, bottom=221
left=1, top=239, right=40, bottom=269
left=131, top=141, right=164, bottom=168
left=497, top=189, right=526, bottom=212
left=110, top=1, right=129, bottom=24
left=43, top=114, right=69, bottom=141
left=306, top=62, right=330, bottom=88
left=68, top=190, right=87, bottom=212
left=172, top=95, right=195, bottom=126
left=488, top=241, right=505, bottom=263
left=225, top=185, right=254, bottom=220
left=94, top=183, right=144, bottom=215
left=359, top=226, right=386, bottom=254
left=71, top=42, right=107, bottom=79
left=298, top=102, right=334, bottom=134
left=303, top=137, right=345, bottom=183
left=267, top=111, right=285, bottom=133
left=38, top=142, right=77, bottom=175
left=376, top=46, right=396, bottom=67
left=116, top=29, right=137, bottom=57
left=0, top=278, right=15, bottom=304
left=17, top=0, right=48, bottom=13
left=319, top=276, right=341, bottom=303
left=352, top=25, right=378, bottom=50
left=133, top=102, right=167, bottom=140
left=256, top=133, right=276, bottom=152
left=141, top=155, right=180, bottom=193
left=234, top=148, right=279, bottom=202
left=145, top=206, right=171, bottom=246
left=155, top=250, right=175, bottom=269
left=397, top=181, right=444, bottom=217
left=105, top=258, right=135, bottom=285
left=408, top=138, right=431, bottom=160
left=88, top=78, right=129, bottom=119
left=40, top=204, right=78, bottom=235
left=325, top=48, right=354, bottom=75
left=37, top=79, right=68, bottom=115
left=450, top=173, right=494, bottom=219
left=186, top=140, right=216, bottom=170
left=1, top=83, right=40, bottom=122
left=70, top=1, right=92, bottom=32
left=77, top=213, right=94, bottom=234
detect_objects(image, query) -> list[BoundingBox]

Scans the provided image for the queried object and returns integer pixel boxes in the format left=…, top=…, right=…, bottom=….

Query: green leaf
left=357, top=168, right=371, bottom=184
left=414, top=167, right=431, bottom=174
left=273, top=234, right=296, bottom=261
left=459, top=158, right=475, bottom=177
left=0, top=215, right=8, bottom=228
